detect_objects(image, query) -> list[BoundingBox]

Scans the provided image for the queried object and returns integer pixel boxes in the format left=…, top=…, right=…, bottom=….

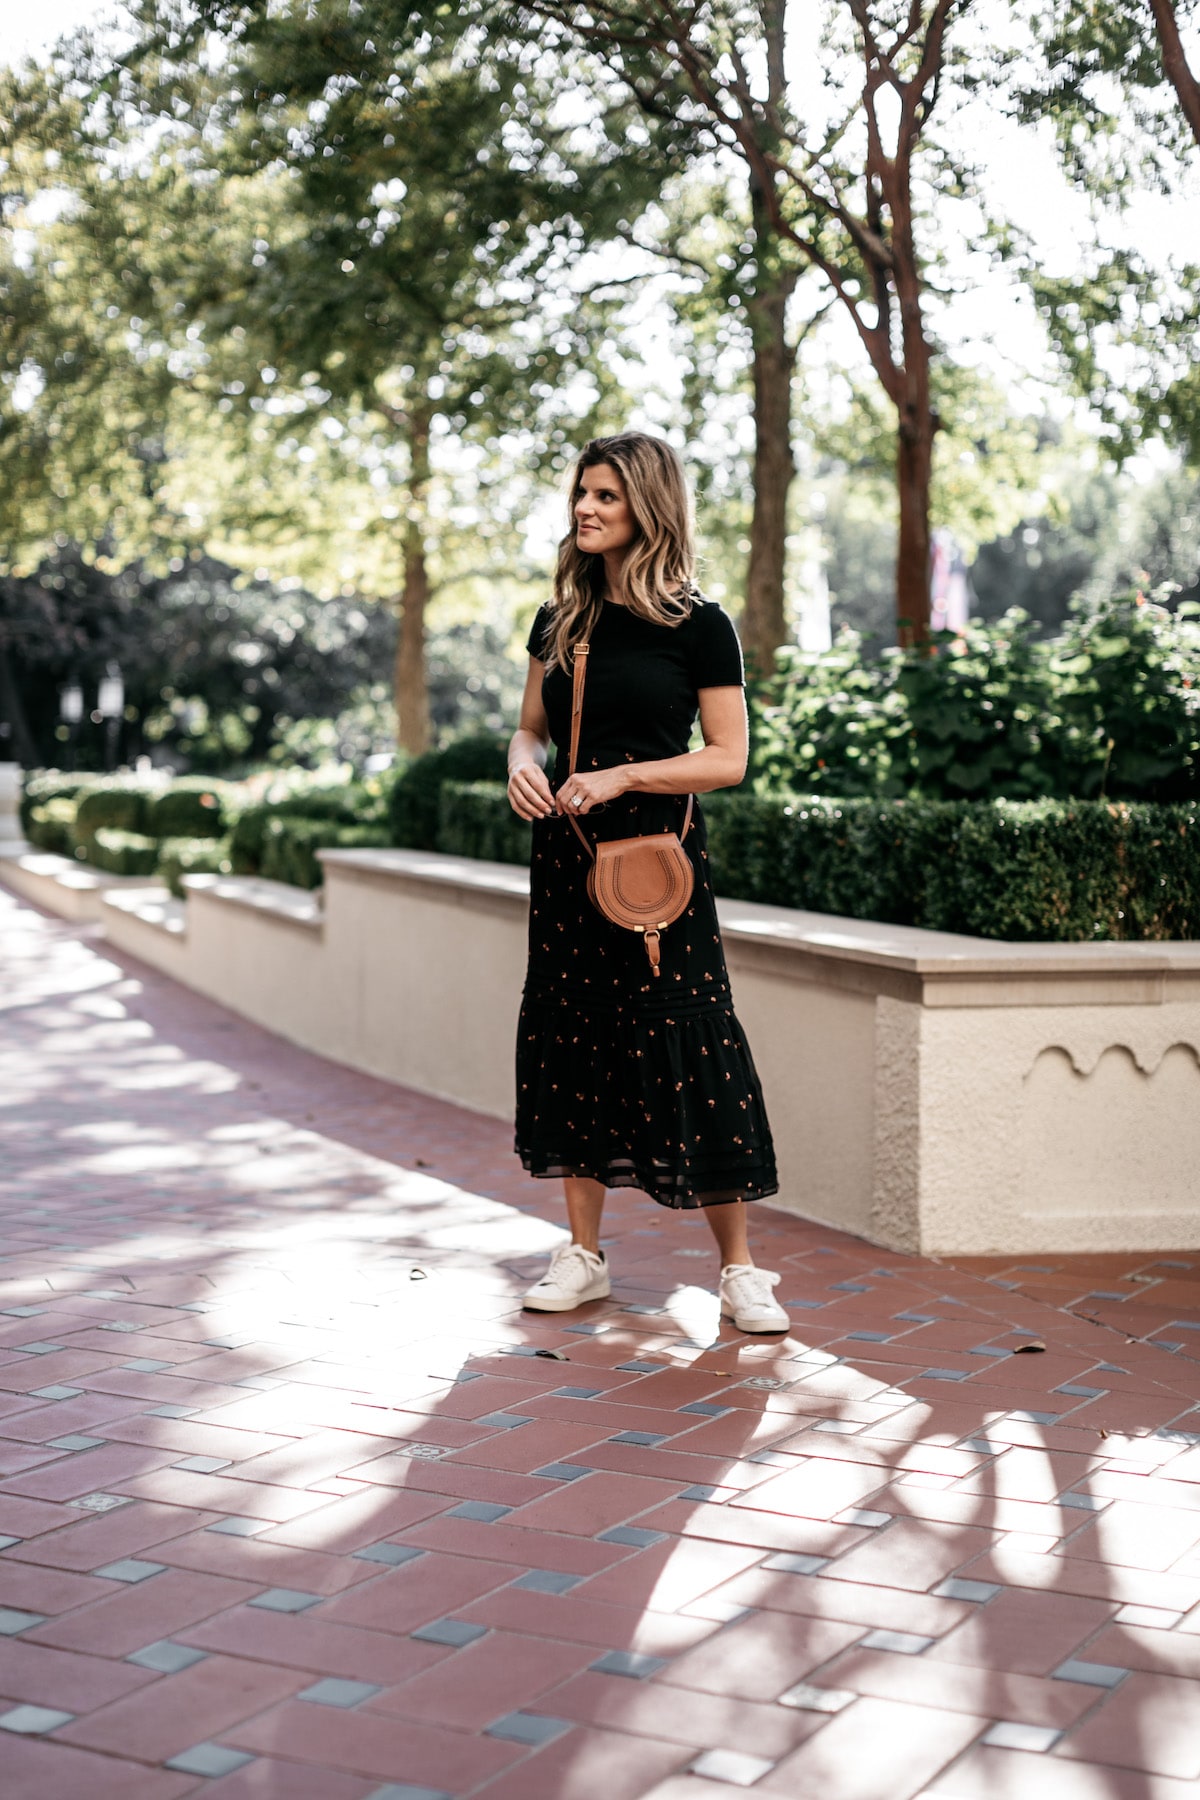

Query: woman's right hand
left=508, top=761, right=556, bottom=821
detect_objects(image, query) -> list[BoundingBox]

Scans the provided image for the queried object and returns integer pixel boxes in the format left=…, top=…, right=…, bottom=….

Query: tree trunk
left=742, top=164, right=798, bottom=675
left=393, top=410, right=432, bottom=755
left=895, top=415, right=934, bottom=649
left=743, top=288, right=797, bottom=673
left=1146, top=0, right=1200, bottom=146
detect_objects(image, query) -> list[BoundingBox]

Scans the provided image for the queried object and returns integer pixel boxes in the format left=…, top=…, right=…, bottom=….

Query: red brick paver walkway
left=2, top=882, right=1199, bottom=1800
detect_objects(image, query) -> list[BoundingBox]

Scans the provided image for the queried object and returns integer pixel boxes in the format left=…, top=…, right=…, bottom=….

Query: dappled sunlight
left=2, top=888, right=1200, bottom=1795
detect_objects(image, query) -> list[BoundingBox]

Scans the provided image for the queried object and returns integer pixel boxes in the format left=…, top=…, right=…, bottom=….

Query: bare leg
left=564, top=1176, right=606, bottom=1254
left=702, top=1199, right=752, bottom=1269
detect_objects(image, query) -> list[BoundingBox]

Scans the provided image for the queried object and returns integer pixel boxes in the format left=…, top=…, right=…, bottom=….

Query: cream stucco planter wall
left=4, top=844, right=1198, bottom=1256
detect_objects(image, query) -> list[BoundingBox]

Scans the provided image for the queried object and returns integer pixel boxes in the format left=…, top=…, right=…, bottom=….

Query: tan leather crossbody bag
left=563, top=641, right=695, bottom=978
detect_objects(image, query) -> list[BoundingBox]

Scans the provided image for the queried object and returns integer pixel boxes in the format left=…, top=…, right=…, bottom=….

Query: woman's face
left=574, top=462, right=636, bottom=560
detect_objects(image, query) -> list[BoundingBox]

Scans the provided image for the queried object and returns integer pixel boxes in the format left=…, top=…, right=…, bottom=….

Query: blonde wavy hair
left=542, top=433, right=697, bottom=671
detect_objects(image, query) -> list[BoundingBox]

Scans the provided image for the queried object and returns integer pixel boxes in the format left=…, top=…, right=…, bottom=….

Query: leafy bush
left=258, top=816, right=390, bottom=890
left=27, top=798, right=78, bottom=855
left=143, top=781, right=227, bottom=840
left=230, top=787, right=368, bottom=874
left=73, top=784, right=149, bottom=840
left=19, top=772, right=104, bottom=834
left=156, top=836, right=233, bottom=898
left=753, top=595, right=1200, bottom=804
left=437, top=782, right=530, bottom=867
left=85, top=829, right=160, bottom=876
left=389, top=733, right=508, bottom=849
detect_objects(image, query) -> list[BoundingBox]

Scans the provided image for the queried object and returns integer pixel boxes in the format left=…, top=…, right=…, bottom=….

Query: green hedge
left=430, top=782, right=1199, bottom=942
left=19, top=772, right=105, bottom=834
left=156, top=836, right=233, bottom=898
left=702, top=792, right=1200, bottom=941
left=73, top=785, right=148, bottom=839
left=27, top=798, right=78, bottom=855
left=85, top=828, right=161, bottom=876
left=258, top=816, right=391, bottom=890
left=143, top=782, right=227, bottom=840
left=437, top=781, right=530, bottom=866
left=389, top=733, right=508, bottom=849
left=229, top=787, right=370, bottom=873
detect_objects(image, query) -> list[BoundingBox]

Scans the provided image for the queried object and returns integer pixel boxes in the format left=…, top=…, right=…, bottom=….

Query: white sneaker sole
left=523, top=1276, right=612, bottom=1313
left=720, top=1299, right=789, bottom=1334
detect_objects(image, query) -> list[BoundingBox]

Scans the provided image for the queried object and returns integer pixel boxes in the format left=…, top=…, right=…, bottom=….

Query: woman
left=507, top=432, right=787, bottom=1334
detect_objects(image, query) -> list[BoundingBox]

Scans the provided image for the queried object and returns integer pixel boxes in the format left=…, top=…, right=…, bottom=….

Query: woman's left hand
left=556, top=766, right=631, bottom=816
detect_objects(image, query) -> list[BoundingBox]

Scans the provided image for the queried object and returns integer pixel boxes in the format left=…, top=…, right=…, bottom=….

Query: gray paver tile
left=779, top=1682, right=856, bottom=1713
left=412, top=1618, right=488, bottom=1647
left=299, top=1677, right=382, bottom=1707
left=127, top=1640, right=210, bottom=1673
left=689, top=1747, right=776, bottom=1785
left=590, top=1650, right=666, bottom=1679
left=354, top=1542, right=424, bottom=1567
left=485, top=1711, right=571, bottom=1744
left=983, top=1721, right=1063, bottom=1751
left=0, top=1705, right=75, bottom=1735
left=248, top=1588, right=322, bottom=1612
left=165, top=1743, right=257, bottom=1776
left=1053, top=1658, right=1129, bottom=1688
left=0, top=1608, right=46, bottom=1636
left=93, top=1558, right=167, bottom=1583
left=513, top=1570, right=583, bottom=1594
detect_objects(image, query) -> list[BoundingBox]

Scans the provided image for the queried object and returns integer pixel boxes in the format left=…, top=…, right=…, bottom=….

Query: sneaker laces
left=721, top=1264, right=781, bottom=1299
left=541, top=1242, right=601, bottom=1282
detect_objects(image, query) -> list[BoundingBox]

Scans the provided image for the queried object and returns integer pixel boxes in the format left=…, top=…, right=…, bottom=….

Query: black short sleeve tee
left=525, top=595, right=744, bottom=786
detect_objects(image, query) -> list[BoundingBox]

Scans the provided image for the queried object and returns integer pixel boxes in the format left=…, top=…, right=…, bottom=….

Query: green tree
left=1013, top=0, right=1200, bottom=461
left=5, top=2, right=653, bottom=750
left=506, top=0, right=999, bottom=647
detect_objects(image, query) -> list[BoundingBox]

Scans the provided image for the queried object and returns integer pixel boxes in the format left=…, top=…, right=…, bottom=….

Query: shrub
left=85, top=829, right=160, bottom=876
left=143, top=781, right=227, bottom=840
left=258, top=815, right=390, bottom=889
left=436, top=782, right=530, bottom=867
left=229, top=787, right=366, bottom=874
left=74, top=784, right=149, bottom=840
left=389, top=733, right=508, bottom=849
left=27, top=798, right=78, bottom=855
left=156, top=836, right=233, bottom=898
left=703, top=793, right=1200, bottom=941
left=20, top=771, right=105, bottom=834
left=751, top=595, right=1200, bottom=804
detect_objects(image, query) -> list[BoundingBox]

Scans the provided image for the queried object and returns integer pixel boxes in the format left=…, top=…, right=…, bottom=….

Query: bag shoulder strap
left=564, top=636, right=694, bottom=855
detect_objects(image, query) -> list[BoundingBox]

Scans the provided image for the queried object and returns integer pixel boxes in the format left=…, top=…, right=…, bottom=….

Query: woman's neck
left=601, top=547, right=628, bottom=602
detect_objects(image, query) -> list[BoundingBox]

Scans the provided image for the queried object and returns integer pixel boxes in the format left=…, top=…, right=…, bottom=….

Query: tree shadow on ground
left=2, top=886, right=1200, bottom=1799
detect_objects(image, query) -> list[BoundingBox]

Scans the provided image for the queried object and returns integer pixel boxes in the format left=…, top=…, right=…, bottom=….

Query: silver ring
left=572, top=793, right=583, bottom=808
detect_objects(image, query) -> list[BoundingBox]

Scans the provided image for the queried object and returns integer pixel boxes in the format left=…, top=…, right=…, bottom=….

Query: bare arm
left=507, top=659, right=556, bottom=820
left=556, top=686, right=748, bottom=815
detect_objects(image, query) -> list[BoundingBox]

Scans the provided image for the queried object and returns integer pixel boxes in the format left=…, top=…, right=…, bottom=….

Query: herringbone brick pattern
left=1, top=883, right=1199, bottom=1799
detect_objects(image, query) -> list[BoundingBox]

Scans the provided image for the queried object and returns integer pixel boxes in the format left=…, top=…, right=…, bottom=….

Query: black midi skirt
left=514, top=795, right=778, bottom=1209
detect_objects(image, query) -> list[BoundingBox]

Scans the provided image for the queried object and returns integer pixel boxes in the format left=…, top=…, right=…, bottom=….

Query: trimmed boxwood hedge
left=27, top=798, right=78, bottom=855
left=389, top=733, right=508, bottom=849
left=258, top=816, right=391, bottom=890
left=229, top=788, right=368, bottom=874
left=73, top=785, right=148, bottom=840
left=430, top=782, right=1199, bottom=942
left=142, top=782, right=227, bottom=840
left=157, top=836, right=233, bottom=897
left=437, top=781, right=531, bottom=867
left=85, top=828, right=161, bottom=876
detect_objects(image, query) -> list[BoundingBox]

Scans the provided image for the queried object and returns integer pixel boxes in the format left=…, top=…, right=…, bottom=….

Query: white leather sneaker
left=522, top=1243, right=611, bottom=1312
left=719, top=1264, right=789, bottom=1333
